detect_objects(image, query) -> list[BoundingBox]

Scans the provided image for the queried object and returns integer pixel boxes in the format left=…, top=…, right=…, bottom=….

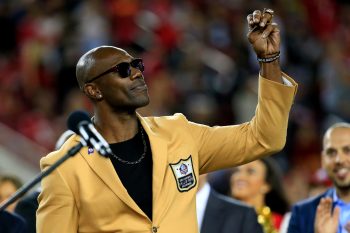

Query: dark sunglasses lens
left=131, top=59, right=144, bottom=72
left=116, top=63, right=131, bottom=78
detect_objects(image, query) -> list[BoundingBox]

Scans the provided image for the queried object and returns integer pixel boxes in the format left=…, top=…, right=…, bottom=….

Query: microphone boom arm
left=0, top=140, right=86, bottom=212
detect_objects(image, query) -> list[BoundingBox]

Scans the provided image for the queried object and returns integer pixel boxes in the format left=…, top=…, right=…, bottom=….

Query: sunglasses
left=86, top=58, right=144, bottom=83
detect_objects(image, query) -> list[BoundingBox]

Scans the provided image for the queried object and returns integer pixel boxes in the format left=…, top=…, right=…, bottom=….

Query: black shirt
left=108, top=126, right=153, bottom=220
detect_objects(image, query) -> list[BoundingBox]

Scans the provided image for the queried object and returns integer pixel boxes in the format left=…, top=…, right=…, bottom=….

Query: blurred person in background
left=14, top=190, right=38, bottom=233
left=36, top=8, right=297, bottom=233
left=14, top=129, right=74, bottom=233
left=0, top=175, right=23, bottom=213
left=0, top=173, right=27, bottom=232
left=230, top=157, right=290, bottom=233
left=197, top=174, right=263, bottom=233
left=288, top=123, right=350, bottom=233
left=0, top=204, right=27, bottom=233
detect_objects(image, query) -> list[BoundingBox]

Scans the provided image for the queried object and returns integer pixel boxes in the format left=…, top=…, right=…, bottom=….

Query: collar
left=333, top=189, right=350, bottom=206
left=333, top=189, right=340, bottom=204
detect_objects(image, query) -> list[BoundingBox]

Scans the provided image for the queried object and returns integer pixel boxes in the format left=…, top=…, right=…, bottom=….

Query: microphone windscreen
left=67, top=110, right=91, bottom=133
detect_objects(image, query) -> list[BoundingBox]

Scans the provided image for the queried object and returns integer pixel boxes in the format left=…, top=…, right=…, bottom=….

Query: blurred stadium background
left=0, top=0, right=349, bottom=204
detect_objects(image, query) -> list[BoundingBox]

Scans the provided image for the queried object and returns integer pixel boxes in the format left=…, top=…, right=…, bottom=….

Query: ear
left=83, top=83, right=103, bottom=100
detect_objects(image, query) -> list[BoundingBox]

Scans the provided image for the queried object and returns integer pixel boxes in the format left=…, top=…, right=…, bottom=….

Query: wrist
left=260, top=59, right=282, bottom=83
left=257, top=51, right=280, bottom=63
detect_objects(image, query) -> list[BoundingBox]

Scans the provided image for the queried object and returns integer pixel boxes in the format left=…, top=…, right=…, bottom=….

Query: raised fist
left=247, top=9, right=280, bottom=59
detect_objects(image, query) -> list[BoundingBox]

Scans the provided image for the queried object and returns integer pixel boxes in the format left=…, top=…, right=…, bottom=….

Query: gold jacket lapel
left=80, top=146, right=147, bottom=218
left=139, top=116, right=170, bottom=222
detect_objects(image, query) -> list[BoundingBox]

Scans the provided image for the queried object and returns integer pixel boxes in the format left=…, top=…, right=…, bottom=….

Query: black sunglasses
left=86, top=58, right=144, bottom=83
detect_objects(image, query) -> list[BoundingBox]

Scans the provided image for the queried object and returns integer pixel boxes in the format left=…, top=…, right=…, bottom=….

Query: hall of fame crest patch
left=169, top=155, right=197, bottom=192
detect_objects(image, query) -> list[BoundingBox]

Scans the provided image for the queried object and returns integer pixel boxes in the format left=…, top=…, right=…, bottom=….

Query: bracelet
left=257, top=52, right=280, bottom=63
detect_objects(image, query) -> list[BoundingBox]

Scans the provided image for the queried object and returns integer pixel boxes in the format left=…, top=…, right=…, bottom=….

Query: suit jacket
left=15, top=191, right=40, bottom=233
left=37, top=75, right=297, bottom=233
left=201, top=190, right=263, bottom=233
left=287, top=189, right=333, bottom=233
left=0, top=210, right=27, bottom=233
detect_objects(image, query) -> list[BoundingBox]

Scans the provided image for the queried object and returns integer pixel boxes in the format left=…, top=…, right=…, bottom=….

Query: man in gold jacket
left=37, top=8, right=297, bottom=233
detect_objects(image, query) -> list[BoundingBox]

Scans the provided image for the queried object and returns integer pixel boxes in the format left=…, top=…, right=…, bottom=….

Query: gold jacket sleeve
left=185, top=73, right=297, bottom=173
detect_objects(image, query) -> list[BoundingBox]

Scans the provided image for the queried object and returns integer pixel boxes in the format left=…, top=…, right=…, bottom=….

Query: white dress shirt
left=196, top=183, right=211, bottom=229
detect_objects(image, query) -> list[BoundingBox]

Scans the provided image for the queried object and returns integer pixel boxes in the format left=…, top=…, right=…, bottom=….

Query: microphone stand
left=0, top=141, right=85, bottom=212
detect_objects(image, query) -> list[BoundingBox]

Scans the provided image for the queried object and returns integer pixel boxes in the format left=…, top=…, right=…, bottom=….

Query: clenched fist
left=247, top=9, right=280, bottom=59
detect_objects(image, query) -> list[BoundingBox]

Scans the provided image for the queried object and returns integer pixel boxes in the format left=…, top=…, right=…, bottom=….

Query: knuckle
left=253, top=10, right=261, bottom=15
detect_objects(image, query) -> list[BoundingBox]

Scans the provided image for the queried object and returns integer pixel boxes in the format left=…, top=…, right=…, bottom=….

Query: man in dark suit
left=14, top=130, right=74, bottom=233
left=288, top=123, right=350, bottom=233
left=15, top=190, right=40, bottom=233
left=0, top=210, right=27, bottom=233
left=288, top=189, right=333, bottom=233
left=197, top=174, right=263, bottom=233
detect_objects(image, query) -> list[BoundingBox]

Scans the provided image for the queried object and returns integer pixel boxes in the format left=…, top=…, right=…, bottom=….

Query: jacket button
left=152, top=226, right=158, bottom=233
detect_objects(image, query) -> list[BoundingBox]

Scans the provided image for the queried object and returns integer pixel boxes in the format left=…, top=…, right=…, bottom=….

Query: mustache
left=333, top=166, right=349, bottom=171
left=130, top=81, right=147, bottom=90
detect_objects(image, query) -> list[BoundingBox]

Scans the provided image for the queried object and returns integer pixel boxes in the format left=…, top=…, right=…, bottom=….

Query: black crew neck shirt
left=108, top=127, right=153, bottom=220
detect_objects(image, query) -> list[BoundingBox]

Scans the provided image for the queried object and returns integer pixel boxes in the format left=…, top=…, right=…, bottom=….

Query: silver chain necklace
left=109, top=126, right=147, bottom=165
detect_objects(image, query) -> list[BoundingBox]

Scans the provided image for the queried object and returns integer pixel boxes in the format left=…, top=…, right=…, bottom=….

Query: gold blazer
left=37, top=74, right=297, bottom=233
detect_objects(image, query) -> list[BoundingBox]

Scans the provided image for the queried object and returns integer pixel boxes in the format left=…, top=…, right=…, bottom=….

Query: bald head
left=76, top=46, right=129, bottom=89
left=323, top=122, right=350, bottom=147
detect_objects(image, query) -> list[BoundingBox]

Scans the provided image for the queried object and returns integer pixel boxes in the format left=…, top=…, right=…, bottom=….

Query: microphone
left=67, top=110, right=112, bottom=157
left=1, top=112, right=94, bottom=212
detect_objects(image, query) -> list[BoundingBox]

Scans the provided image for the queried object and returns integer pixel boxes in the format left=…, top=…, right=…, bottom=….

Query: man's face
left=85, top=47, right=150, bottom=110
left=322, top=127, right=350, bottom=190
